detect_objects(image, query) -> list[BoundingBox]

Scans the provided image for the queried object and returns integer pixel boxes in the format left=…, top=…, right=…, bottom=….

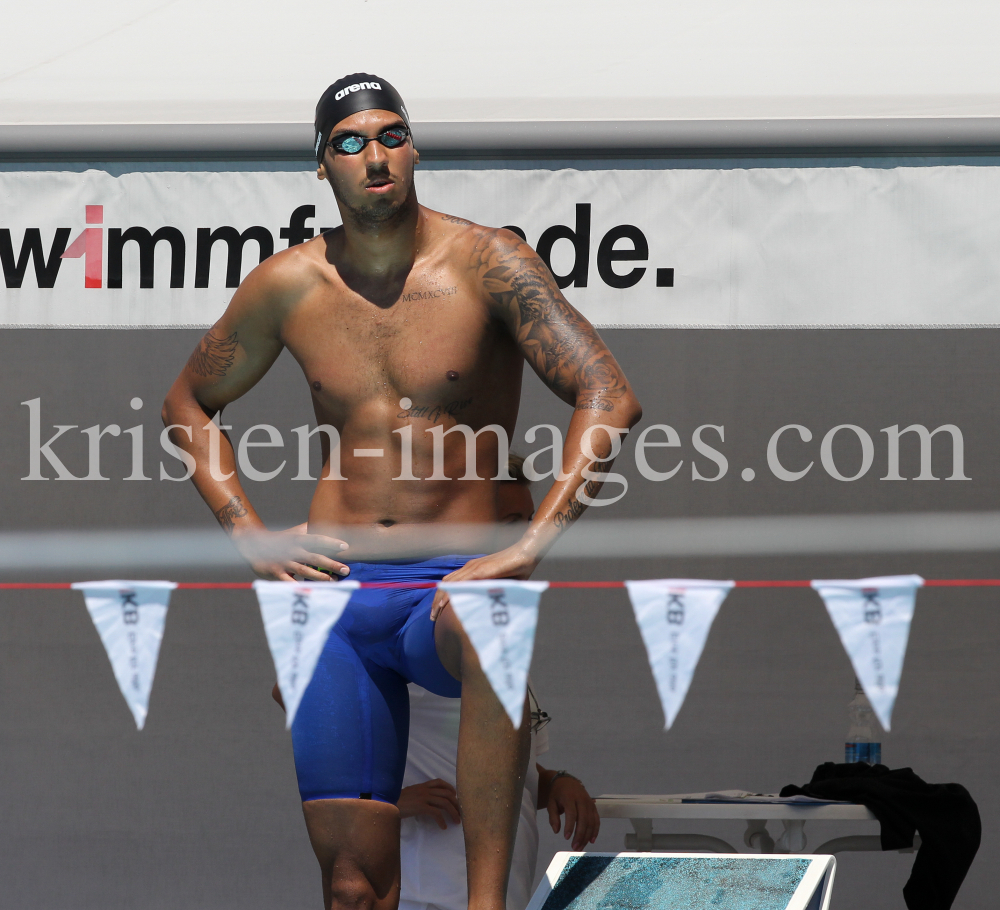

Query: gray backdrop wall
left=0, top=325, right=996, bottom=909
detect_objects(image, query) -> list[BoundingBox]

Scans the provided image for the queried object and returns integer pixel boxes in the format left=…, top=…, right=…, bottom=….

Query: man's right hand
left=232, top=528, right=351, bottom=581
left=397, top=779, right=462, bottom=829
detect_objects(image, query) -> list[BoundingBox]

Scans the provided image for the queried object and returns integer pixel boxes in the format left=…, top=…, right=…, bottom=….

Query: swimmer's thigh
left=399, top=589, right=462, bottom=697
left=292, top=629, right=410, bottom=803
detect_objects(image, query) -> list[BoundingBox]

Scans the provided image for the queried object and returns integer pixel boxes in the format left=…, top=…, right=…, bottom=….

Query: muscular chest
left=285, top=274, right=507, bottom=413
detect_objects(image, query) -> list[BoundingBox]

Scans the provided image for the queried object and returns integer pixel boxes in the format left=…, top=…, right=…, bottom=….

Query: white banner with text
left=4, top=166, right=1000, bottom=327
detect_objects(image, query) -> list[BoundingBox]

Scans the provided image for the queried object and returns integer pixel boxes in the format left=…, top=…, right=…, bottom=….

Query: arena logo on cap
left=334, top=81, right=382, bottom=101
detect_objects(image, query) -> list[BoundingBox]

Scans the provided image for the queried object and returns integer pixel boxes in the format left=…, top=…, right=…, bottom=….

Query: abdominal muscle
left=306, top=416, right=512, bottom=561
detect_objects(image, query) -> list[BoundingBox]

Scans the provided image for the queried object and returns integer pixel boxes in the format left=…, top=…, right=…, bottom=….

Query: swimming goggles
left=328, top=125, right=411, bottom=155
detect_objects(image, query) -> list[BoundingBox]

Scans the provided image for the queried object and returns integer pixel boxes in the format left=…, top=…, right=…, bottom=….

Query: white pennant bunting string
left=811, top=574, right=923, bottom=731
left=440, top=580, right=549, bottom=727
left=253, top=580, right=359, bottom=728
left=72, top=580, right=176, bottom=730
left=625, top=579, right=734, bottom=729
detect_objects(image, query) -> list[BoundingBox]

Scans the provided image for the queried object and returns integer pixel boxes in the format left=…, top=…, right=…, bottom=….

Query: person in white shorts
left=395, top=460, right=600, bottom=910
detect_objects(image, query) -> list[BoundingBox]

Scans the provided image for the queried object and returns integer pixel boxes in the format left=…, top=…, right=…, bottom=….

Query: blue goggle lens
left=330, top=127, right=410, bottom=155
left=337, top=136, right=366, bottom=154
left=379, top=128, right=408, bottom=147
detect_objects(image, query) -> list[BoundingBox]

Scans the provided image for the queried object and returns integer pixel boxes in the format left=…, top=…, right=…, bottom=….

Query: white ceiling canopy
left=4, top=0, right=1000, bottom=124
left=3, top=0, right=1000, bottom=155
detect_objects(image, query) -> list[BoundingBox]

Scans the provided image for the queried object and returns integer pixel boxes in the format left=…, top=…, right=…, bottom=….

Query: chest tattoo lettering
left=400, top=286, right=458, bottom=302
left=398, top=397, right=472, bottom=421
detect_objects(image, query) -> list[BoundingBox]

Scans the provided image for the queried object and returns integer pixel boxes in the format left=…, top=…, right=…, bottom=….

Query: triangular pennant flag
left=625, top=579, right=734, bottom=729
left=811, top=574, right=923, bottom=731
left=253, top=580, right=359, bottom=728
left=72, top=580, right=176, bottom=730
left=440, top=580, right=549, bottom=727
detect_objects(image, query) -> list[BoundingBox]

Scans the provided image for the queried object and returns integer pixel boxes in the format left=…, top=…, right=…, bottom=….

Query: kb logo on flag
left=862, top=588, right=882, bottom=624
left=120, top=590, right=139, bottom=624
left=291, top=592, right=310, bottom=625
left=489, top=588, right=510, bottom=626
left=667, top=591, right=685, bottom=625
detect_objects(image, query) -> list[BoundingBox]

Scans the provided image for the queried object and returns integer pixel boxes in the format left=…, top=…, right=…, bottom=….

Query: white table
left=595, top=794, right=920, bottom=855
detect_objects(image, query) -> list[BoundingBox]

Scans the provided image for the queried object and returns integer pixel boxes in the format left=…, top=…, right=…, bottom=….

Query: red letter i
left=61, top=205, right=104, bottom=288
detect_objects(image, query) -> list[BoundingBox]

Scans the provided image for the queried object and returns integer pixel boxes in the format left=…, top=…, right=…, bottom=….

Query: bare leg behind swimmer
left=296, top=606, right=529, bottom=910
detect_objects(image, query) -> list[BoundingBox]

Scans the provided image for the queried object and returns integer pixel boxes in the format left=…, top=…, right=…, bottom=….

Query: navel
left=312, top=380, right=322, bottom=391
left=446, top=370, right=459, bottom=381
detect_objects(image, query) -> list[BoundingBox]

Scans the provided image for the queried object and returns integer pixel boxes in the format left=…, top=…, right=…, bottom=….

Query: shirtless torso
left=284, top=212, right=525, bottom=549
left=163, top=91, right=640, bottom=910
left=189, top=210, right=526, bottom=558
left=171, top=200, right=637, bottom=567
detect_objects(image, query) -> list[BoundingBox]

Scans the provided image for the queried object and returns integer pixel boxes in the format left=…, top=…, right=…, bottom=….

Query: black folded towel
left=781, top=762, right=980, bottom=910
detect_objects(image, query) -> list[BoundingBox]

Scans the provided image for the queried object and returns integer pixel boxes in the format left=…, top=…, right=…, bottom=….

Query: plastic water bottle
left=845, top=678, right=882, bottom=764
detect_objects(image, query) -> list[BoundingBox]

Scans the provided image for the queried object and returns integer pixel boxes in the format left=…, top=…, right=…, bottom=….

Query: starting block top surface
left=526, top=852, right=835, bottom=910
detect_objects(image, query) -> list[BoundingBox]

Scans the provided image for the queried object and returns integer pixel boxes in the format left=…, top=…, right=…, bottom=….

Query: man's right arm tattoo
left=187, top=329, right=239, bottom=378
left=215, top=495, right=248, bottom=533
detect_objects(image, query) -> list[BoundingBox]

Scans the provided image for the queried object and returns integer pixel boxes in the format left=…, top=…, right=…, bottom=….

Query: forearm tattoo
left=215, top=495, right=248, bottom=533
left=553, top=476, right=604, bottom=530
left=187, top=328, right=239, bottom=378
left=468, top=230, right=629, bottom=411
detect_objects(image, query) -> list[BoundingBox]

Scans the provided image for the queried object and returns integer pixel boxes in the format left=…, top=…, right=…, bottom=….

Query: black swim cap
left=314, top=74, right=411, bottom=163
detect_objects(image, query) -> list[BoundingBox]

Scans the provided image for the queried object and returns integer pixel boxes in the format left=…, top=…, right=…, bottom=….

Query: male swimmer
left=271, top=460, right=600, bottom=910
left=162, top=73, right=640, bottom=910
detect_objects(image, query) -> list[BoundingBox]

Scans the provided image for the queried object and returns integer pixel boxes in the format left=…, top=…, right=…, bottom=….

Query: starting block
left=526, top=852, right=835, bottom=910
